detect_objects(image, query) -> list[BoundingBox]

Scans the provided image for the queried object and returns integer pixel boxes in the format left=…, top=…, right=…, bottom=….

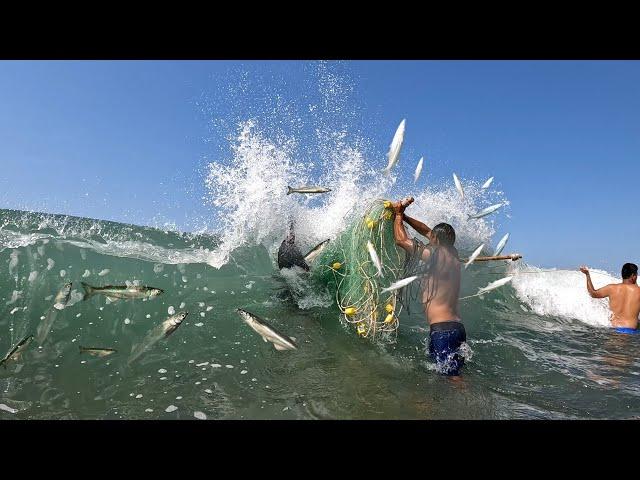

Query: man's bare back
left=580, top=264, right=640, bottom=329
left=391, top=197, right=466, bottom=376
left=419, top=244, right=461, bottom=325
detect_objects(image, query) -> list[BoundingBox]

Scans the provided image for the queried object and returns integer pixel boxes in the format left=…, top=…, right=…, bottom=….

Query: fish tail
left=286, top=186, right=293, bottom=195
left=81, top=282, right=95, bottom=301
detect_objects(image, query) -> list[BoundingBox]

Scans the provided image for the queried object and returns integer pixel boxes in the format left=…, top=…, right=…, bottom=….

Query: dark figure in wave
left=277, top=221, right=310, bottom=271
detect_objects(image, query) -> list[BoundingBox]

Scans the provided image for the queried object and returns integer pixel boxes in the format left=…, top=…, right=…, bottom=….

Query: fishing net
left=312, top=199, right=409, bottom=341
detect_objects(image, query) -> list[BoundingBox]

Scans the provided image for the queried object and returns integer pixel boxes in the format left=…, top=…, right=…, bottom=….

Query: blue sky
left=0, top=60, right=638, bottom=272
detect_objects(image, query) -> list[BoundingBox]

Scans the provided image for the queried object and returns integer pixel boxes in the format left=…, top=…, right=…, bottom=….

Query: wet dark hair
left=432, top=223, right=456, bottom=246
left=622, top=263, right=638, bottom=279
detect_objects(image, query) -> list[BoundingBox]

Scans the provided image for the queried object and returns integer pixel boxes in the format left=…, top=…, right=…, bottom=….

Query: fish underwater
left=81, top=283, right=164, bottom=301
left=236, top=309, right=298, bottom=351
left=36, top=283, right=72, bottom=345
left=128, top=312, right=188, bottom=364
left=0, top=335, right=33, bottom=369
left=79, top=346, right=117, bottom=357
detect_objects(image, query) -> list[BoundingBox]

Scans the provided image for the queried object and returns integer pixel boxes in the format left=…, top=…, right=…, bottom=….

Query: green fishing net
left=312, top=199, right=407, bottom=341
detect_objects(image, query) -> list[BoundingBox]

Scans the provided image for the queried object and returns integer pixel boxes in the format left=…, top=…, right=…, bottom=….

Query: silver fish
left=79, top=346, right=117, bottom=357
left=481, top=176, right=494, bottom=189
left=81, top=282, right=163, bottom=302
left=468, top=203, right=505, bottom=220
left=236, top=309, right=297, bottom=351
left=380, top=276, right=419, bottom=293
left=304, top=239, right=330, bottom=264
left=0, top=335, right=33, bottom=369
left=128, top=312, right=188, bottom=364
left=384, top=119, right=406, bottom=173
left=53, top=282, right=72, bottom=310
left=478, top=276, right=514, bottom=295
left=414, top=156, right=424, bottom=183
left=493, top=233, right=510, bottom=256
left=366, top=241, right=384, bottom=277
left=36, top=283, right=72, bottom=345
left=453, top=173, right=465, bottom=200
left=460, top=276, right=514, bottom=300
left=287, top=186, right=332, bottom=195
left=465, top=244, right=485, bottom=269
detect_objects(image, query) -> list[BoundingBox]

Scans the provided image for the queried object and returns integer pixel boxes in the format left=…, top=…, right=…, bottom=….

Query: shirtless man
left=580, top=263, right=640, bottom=333
left=391, top=197, right=466, bottom=376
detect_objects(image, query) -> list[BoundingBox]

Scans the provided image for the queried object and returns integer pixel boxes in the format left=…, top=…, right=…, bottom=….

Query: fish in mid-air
left=460, top=276, right=514, bottom=300
left=481, top=176, right=494, bottom=189
left=493, top=233, right=510, bottom=256
left=453, top=173, right=465, bottom=200
left=236, top=309, right=298, bottom=351
left=414, top=156, right=424, bottom=183
left=287, top=186, right=332, bottom=195
left=380, top=276, right=419, bottom=293
left=383, top=119, right=406, bottom=173
left=468, top=203, right=505, bottom=220
left=304, top=239, right=330, bottom=264
left=464, top=244, right=485, bottom=269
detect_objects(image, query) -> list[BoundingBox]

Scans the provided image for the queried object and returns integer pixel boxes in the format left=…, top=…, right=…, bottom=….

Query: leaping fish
left=460, top=276, right=514, bottom=300
left=286, top=186, right=332, bottom=195
left=468, top=203, right=505, bottom=220
left=453, top=173, right=465, bottom=200
left=464, top=244, right=485, bottom=269
left=383, top=119, right=406, bottom=173
left=493, top=233, right=510, bottom=256
left=414, top=156, right=424, bottom=183
left=380, top=276, right=419, bottom=293
left=366, top=240, right=384, bottom=277
left=481, top=177, right=494, bottom=189
left=0, top=335, right=33, bottom=369
left=236, top=309, right=298, bottom=351
left=304, top=239, right=330, bottom=264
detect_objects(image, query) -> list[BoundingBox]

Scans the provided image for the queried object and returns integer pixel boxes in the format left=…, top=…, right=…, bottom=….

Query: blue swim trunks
left=614, top=327, right=640, bottom=334
left=429, top=321, right=467, bottom=376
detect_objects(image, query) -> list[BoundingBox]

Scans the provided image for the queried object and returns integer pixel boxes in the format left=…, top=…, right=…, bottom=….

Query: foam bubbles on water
left=511, top=264, right=613, bottom=328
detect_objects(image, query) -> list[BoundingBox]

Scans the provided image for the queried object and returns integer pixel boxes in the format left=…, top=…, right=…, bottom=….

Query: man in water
left=391, top=197, right=466, bottom=376
left=580, top=263, right=640, bottom=332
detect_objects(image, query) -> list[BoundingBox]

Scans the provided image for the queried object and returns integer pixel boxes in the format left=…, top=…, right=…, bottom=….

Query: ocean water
left=2, top=62, right=639, bottom=420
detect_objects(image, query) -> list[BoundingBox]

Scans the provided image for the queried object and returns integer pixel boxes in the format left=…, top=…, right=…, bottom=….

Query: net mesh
left=312, top=199, right=408, bottom=341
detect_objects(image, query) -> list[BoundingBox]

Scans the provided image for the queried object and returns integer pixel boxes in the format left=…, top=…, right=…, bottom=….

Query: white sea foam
left=510, top=264, right=614, bottom=328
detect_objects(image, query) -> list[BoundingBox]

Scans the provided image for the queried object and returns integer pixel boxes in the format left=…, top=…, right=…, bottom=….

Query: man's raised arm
left=580, top=266, right=612, bottom=299
left=392, top=198, right=415, bottom=252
